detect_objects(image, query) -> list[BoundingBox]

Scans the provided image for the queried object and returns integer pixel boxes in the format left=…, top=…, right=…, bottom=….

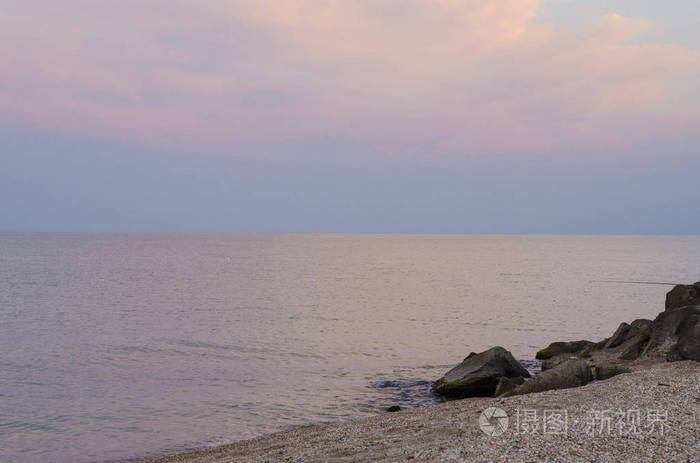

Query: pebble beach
left=144, top=361, right=699, bottom=463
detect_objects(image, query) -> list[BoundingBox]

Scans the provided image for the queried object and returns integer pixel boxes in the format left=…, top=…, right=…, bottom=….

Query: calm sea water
left=1, top=234, right=699, bottom=462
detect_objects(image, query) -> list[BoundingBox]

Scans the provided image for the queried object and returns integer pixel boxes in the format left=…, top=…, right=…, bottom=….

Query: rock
left=592, top=319, right=653, bottom=358
left=642, top=305, right=700, bottom=361
left=385, top=405, right=401, bottom=412
left=605, top=323, right=631, bottom=349
left=618, top=334, right=651, bottom=361
left=645, top=305, right=700, bottom=356
left=432, top=346, right=530, bottom=398
left=504, top=359, right=593, bottom=397
left=579, top=338, right=609, bottom=358
left=627, top=319, right=652, bottom=338
left=665, top=282, right=700, bottom=311
left=675, top=312, right=700, bottom=361
left=644, top=284, right=700, bottom=361
left=535, top=340, right=594, bottom=360
left=541, top=354, right=579, bottom=372
left=592, top=361, right=630, bottom=380
left=494, top=376, right=525, bottom=396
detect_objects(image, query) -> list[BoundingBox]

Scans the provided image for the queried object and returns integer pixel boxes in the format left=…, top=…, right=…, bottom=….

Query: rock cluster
left=584, top=282, right=700, bottom=363
left=432, top=282, right=700, bottom=400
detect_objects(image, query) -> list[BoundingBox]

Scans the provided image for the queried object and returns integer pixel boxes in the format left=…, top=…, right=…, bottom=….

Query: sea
left=1, top=234, right=699, bottom=462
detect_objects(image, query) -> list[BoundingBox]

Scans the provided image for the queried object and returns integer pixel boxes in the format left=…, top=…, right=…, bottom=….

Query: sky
left=1, top=0, right=699, bottom=233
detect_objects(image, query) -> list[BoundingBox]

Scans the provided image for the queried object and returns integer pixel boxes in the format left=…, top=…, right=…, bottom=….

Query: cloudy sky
left=2, top=0, right=699, bottom=233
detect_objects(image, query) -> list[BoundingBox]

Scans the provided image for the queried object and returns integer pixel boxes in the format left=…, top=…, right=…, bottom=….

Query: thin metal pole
left=591, top=280, right=682, bottom=286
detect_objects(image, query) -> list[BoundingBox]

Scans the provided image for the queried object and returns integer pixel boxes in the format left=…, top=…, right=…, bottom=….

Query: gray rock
left=627, top=319, right=653, bottom=338
left=541, top=354, right=580, bottom=372
left=579, top=338, right=609, bottom=358
left=642, top=305, right=700, bottom=361
left=665, top=282, right=700, bottom=311
left=618, top=334, right=651, bottom=361
left=494, top=376, right=525, bottom=396
left=432, top=346, right=530, bottom=398
left=675, top=312, right=700, bottom=361
left=504, top=359, right=593, bottom=397
left=535, top=340, right=594, bottom=360
left=605, top=323, right=631, bottom=349
left=594, top=319, right=652, bottom=359
left=592, top=361, right=631, bottom=380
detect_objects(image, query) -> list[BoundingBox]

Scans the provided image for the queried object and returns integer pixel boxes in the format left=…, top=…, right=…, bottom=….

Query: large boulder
left=432, top=346, right=530, bottom=398
left=642, top=305, right=700, bottom=361
left=665, top=282, right=700, bottom=311
left=536, top=340, right=593, bottom=360
left=676, top=312, right=700, bottom=361
left=504, top=359, right=593, bottom=397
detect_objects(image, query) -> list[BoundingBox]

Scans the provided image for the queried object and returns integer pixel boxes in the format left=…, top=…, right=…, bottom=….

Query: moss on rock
left=535, top=340, right=593, bottom=360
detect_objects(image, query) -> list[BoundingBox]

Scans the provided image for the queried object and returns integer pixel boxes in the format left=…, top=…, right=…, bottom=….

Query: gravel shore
left=144, top=361, right=699, bottom=463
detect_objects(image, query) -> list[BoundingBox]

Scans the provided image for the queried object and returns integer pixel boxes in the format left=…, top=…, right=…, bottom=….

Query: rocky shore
left=143, top=283, right=700, bottom=462
left=431, top=281, right=699, bottom=402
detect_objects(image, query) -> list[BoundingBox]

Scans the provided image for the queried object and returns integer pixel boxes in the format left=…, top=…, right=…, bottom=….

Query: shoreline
left=141, top=361, right=699, bottom=463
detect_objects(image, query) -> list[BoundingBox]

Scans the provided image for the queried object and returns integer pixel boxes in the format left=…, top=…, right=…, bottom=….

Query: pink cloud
left=593, top=14, right=652, bottom=43
left=1, top=1, right=698, bottom=157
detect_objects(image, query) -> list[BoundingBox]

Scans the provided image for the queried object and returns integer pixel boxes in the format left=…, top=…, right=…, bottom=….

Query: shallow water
left=1, top=234, right=698, bottom=462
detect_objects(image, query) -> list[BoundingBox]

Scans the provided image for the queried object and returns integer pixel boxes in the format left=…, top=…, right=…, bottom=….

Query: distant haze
left=1, top=1, right=699, bottom=233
